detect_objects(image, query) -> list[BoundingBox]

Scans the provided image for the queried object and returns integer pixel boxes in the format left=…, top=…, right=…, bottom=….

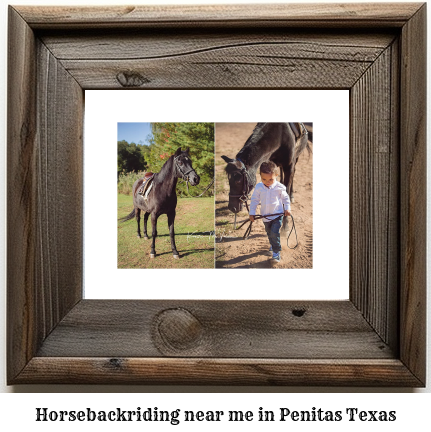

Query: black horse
left=120, top=148, right=200, bottom=258
left=221, top=123, right=311, bottom=228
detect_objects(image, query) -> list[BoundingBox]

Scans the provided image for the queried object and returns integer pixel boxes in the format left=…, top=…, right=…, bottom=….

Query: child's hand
left=249, top=215, right=255, bottom=222
left=284, top=210, right=291, bottom=217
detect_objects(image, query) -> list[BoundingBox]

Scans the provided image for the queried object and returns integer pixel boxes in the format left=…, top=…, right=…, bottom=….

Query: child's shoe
left=265, top=246, right=273, bottom=256
left=272, top=252, right=280, bottom=263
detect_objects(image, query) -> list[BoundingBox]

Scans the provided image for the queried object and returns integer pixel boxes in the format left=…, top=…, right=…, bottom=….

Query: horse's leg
left=167, top=210, right=179, bottom=259
left=135, top=207, right=141, bottom=238
left=281, top=162, right=294, bottom=235
left=143, top=212, right=150, bottom=240
left=150, top=213, right=158, bottom=258
left=282, top=162, right=294, bottom=202
left=290, top=178, right=295, bottom=203
left=289, top=158, right=298, bottom=203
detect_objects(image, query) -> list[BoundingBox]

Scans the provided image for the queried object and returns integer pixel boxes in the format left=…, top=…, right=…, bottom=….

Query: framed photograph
left=7, top=4, right=426, bottom=386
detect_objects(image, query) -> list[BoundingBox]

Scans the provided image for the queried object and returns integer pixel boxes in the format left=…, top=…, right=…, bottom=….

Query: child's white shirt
left=249, top=181, right=291, bottom=221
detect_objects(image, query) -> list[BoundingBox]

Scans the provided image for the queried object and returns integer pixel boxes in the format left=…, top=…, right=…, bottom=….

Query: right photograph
left=215, top=122, right=313, bottom=269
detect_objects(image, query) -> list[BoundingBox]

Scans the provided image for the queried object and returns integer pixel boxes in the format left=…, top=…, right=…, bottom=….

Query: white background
left=85, top=90, right=349, bottom=300
left=0, top=0, right=430, bottom=425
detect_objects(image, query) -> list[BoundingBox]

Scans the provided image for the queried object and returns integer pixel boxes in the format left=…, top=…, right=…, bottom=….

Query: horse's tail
left=303, top=123, right=312, bottom=155
left=305, top=138, right=312, bottom=156
left=296, top=128, right=312, bottom=159
left=118, top=208, right=135, bottom=223
left=303, top=123, right=313, bottom=145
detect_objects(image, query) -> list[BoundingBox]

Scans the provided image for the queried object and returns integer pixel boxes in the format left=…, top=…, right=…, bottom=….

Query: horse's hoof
left=144, top=236, right=149, bottom=240
left=291, top=197, right=295, bottom=203
left=173, top=254, right=179, bottom=259
left=137, top=235, right=141, bottom=239
left=150, top=253, right=155, bottom=258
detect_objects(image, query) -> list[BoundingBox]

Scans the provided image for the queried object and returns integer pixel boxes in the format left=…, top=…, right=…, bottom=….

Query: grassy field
left=118, top=194, right=215, bottom=268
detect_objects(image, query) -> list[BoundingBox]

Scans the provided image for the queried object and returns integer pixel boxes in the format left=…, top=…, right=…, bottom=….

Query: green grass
left=118, top=194, right=214, bottom=268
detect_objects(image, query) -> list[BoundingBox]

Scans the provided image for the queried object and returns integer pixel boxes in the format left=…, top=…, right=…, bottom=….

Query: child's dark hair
left=260, top=160, right=278, bottom=175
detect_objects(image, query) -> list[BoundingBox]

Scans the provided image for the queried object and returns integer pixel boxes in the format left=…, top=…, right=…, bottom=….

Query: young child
left=249, top=161, right=291, bottom=263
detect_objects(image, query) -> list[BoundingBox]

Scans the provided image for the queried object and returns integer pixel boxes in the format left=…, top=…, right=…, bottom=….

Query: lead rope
left=234, top=211, right=298, bottom=249
left=286, top=214, right=298, bottom=250
left=233, top=196, right=250, bottom=230
left=183, top=177, right=215, bottom=198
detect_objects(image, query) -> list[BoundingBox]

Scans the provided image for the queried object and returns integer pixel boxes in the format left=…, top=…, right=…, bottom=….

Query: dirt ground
left=215, top=123, right=313, bottom=269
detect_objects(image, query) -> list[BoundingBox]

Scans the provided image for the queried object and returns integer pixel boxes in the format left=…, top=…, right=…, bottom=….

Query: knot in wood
left=292, top=308, right=306, bottom=317
left=116, top=71, right=150, bottom=87
left=108, top=358, right=123, bottom=369
left=155, top=308, right=203, bottom=351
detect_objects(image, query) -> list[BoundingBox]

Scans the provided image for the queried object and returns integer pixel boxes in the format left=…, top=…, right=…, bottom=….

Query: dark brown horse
left=120, top=148, right=200, bottom=258
left=221, top=123, right=311, bottom=231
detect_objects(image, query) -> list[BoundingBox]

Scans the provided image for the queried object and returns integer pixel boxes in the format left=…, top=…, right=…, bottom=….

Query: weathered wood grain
left=7, top=6, right=38, bottom=382
left=60, top=57, right=371, bottom=89
left=16, top=358, right=423, bottom=386
left=16, top=3, right=423, bottom=29
left=40, top=30, right=395, bottom=89
left=60, top=47, right=385, bottom=89
left=7, top=3, right=426, bottom=386
left=350, top=46, right=398, bottom=347
left=7, top=6, right=83, bottom=383
left=35, top=41, right=84, bottom=336
left=36, top=300, right=394, bottom=359
left=399, top=3, right=427, bottom=385
left=41, top=31, right=395, bottom=60
left=387, top=38, right=401, bottom=352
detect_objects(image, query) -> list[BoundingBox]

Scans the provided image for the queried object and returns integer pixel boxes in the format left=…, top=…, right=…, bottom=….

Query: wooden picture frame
left=7, top=3, right=426, bottom=386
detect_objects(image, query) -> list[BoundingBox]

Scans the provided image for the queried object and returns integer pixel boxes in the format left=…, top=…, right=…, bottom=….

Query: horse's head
left=174, top=148, right=200, bottom=186
left=221, top=155, right=254, bottom=213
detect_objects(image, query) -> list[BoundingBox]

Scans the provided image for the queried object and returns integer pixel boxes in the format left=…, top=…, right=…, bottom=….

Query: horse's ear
left=221, top=155, right=235, bottom=164
left=174, top=147, right=182, bottom=156
left=185, top=147, right=190, bottom=154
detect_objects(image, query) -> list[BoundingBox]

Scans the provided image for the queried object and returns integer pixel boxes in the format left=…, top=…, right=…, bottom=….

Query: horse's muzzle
left=189, top=173, right=200, bottom=186
left=228, top=198, right=242, bottom=213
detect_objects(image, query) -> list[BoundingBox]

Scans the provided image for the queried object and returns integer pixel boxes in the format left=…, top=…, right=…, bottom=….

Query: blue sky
left=117, top=122, right=153, bottom=145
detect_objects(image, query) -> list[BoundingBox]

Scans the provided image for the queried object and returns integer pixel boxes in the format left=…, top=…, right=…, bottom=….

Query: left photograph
left=117, top=123, right=215, bottom=269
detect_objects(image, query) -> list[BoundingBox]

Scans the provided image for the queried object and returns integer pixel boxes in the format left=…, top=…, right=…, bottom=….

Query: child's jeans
left=263, top=215, right=283, bottom=254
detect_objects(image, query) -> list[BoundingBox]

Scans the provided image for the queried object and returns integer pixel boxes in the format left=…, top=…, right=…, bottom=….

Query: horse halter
left=228, top=158, right=255, bottom=210
left=174, top=154, right=196, bottom=181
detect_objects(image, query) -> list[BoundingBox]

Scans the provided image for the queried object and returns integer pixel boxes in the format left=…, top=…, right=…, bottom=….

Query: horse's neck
left=237, top=146, right=274, bottom=178
left=156, top=157, right=178, bottom=195
left=237, top=124, right=285, bottom=176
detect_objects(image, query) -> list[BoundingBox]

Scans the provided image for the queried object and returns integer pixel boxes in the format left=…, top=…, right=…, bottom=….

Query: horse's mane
left=224, top=123, right=274, bottom=174
left=157, top=153, right=175, bottom=180
left=235, top=122, right=279, bottom=162
left=225, top=123, right=311, bottom=174
left=241, top=123, right=268, bottom=149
